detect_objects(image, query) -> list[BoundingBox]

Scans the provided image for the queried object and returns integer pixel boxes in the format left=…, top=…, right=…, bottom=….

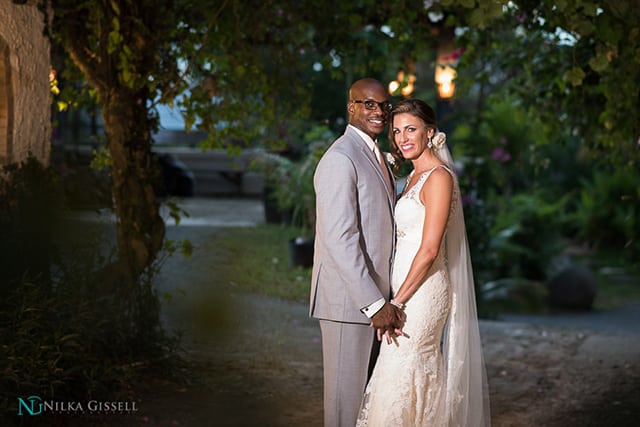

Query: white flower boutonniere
left=432, top=132, right=447, bottom=150
left=384, top=152, right=396, bottom=166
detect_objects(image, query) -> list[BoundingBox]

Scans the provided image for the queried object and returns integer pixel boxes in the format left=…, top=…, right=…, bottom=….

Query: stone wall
left=0, top=0, right=51, bottom=166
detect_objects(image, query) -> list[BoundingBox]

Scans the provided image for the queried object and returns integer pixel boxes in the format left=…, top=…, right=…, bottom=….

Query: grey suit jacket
left=310, top=126, right=396, bottom=324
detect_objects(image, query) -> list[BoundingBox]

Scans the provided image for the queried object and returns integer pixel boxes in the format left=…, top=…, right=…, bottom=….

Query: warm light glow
left=388, top=70, right=416, bottom=96
left=435, top=64, right=457, bottom=99
left=439, top=81, right=454, bottom=98
left=434, top=65, right=455, bottom=84
left=401, top=82, right=414, bottom=96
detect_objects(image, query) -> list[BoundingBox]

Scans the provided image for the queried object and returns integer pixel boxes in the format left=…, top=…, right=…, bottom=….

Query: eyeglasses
left=351, top=99, right=392, bottom=112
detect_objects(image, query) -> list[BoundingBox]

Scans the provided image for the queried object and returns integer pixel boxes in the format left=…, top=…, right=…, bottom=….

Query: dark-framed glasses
left=351, top=99, right=392, bottom=112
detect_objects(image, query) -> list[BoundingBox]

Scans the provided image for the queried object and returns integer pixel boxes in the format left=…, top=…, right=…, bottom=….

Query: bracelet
left=390, top=299, right=406, bottom=310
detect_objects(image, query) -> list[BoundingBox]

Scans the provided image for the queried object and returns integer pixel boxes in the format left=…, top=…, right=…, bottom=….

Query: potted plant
left=280, top=142, right=320, bottom=268
left=249, top=150, right=295, bottom=225
left=250, top=125, right=334, bottom=267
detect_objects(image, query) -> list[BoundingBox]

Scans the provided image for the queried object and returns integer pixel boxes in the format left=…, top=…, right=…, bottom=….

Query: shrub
left=0, top=156, right=62, bottom=293
left=488, top=191, right=568, bottom=282
left=572, top=168, right=639, bottom=263
left=0, top=158, right=181, bottom=425
left=250, top=124, right=334, bottom=234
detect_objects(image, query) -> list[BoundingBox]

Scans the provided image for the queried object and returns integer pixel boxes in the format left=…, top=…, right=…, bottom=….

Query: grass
left=214, top=224, right=313, bottom=302
left=212, top=226, right=640, bottom=314
left=574, top=250, right=640, bottom=310
left=594, top=268, right=640, bottom=310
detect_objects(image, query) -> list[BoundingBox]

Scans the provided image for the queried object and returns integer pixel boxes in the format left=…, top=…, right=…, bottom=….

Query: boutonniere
left=384, top=152, right=396, bottom=166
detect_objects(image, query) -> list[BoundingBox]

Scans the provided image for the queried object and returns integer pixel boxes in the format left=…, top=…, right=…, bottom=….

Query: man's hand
left=370, top=302, right=406, bottom=343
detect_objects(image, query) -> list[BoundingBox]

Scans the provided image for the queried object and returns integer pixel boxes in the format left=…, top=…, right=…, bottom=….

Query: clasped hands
left=370, top=302, right=409, bottom=345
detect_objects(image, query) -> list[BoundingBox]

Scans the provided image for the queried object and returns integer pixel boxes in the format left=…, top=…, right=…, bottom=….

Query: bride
left=356, top=99, right=491, bottom=426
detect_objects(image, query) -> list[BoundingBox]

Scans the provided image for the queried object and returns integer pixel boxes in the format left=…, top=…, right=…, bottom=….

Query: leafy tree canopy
left=43, top=0, right=638, bottom=282
left=449, top=0, right=639, bottom=169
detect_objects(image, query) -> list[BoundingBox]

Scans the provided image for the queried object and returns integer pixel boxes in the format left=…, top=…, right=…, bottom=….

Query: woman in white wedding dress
left=357, top=99, right=491, bottom=427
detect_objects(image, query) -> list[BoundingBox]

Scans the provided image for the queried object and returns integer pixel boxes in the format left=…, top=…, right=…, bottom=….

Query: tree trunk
left=101, top=89, right=165, bottom=289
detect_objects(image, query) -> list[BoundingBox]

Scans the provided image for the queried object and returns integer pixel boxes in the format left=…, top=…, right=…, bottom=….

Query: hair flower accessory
left=384, top=152, right=396, bottom=166
left=432, top=132, right=447, bottom=150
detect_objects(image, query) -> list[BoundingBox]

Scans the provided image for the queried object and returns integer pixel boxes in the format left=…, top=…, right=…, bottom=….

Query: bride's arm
left=392, top=168, right=453, bottom=306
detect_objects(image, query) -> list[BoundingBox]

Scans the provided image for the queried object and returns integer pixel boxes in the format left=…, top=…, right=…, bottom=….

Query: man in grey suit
left=310, top=78, right=405, bottom=427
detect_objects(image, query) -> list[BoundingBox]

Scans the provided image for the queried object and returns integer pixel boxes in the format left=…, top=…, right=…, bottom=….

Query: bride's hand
left=375, top=328, right=393, bottom=343
left=394, top=328, right=409, bottom=339
left=377, top=328, right=410, bottom=345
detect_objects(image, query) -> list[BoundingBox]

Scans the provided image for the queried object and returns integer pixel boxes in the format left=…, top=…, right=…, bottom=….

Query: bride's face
left=391, top=113, right=434, bottom=161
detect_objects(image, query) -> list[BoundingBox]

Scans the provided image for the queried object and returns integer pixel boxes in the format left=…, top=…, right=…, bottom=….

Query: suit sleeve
left=314, top=150, right=384, bottom=310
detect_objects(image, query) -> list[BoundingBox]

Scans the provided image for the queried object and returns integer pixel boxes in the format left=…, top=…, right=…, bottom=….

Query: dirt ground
left=124, top=291, right=639, bottom=427
left=135, top=204, right=640, bottom=427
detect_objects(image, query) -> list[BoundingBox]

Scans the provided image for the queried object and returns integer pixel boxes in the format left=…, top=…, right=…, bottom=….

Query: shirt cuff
left=361, top=298, right=385, bottom=318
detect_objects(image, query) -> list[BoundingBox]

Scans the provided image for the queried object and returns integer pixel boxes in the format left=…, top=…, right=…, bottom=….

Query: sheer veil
left=435, top=132, right=491, bottom=427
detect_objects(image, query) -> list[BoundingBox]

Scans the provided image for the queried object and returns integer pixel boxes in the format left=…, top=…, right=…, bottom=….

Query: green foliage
left=2, top=281, right=128, bottom=401
left=460, top=196, right=495, bottom=286
left=0, top=160, right=182, bottom=422
left=573, top=168, right=640, bottom=262
left=450, top=97, right=565, bottom=311
left=591, top=256, right=640, bottom=310
left=250, top=151, right=295, bottom=207
left=489, top=191, right=568, bottom=281
left=0, top=157, right=62, bottom=291
left=444, top=0, right=640, bottom=313
left=41, top=0, right=639, bottom=327
left=456, top=0, right=640, bottom=171
left=0, top=265, right=180, bottom=422
left=480, top=277, right=549, bottom=317
left=453, top=96, right=548, bottom=198
left=211, top=224, right=640, bottom=317
left=250, top=124, right=335, bottom=234
left=283, top=126, right=334, bottom=233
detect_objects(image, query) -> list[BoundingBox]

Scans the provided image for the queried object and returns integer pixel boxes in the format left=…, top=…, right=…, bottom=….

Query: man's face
left=348, top=84, right=390, bottom=139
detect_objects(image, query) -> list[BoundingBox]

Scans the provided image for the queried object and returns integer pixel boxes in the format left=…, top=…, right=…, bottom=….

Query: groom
left=310, top=77, right=405, bottom=427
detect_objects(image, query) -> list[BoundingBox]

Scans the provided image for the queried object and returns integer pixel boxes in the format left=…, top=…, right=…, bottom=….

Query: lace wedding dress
left=357, top=161, right=490, bottom=427
left=357, top=167, right=452, bottom=426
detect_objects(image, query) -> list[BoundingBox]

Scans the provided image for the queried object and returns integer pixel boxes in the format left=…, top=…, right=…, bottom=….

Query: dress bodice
left=394, top=166, right=456, bottom=279
left=395, top=170, right=431, bottom=245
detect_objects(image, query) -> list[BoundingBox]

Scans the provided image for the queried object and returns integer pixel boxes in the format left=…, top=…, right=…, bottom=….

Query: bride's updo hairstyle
left=388, top=99, right=438, bottom=174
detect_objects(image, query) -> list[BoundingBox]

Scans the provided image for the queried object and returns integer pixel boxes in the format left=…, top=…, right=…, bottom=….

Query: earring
left=427, top=136, right=433, bottom=149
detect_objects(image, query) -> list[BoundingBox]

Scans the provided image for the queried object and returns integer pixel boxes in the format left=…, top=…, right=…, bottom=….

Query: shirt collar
left=348, top=124, right=377, bottom=152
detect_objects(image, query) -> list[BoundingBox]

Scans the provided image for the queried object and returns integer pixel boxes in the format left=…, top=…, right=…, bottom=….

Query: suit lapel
left=361, top=145, right=395, bottom=206
left=345, top=127, right=396, bottom=206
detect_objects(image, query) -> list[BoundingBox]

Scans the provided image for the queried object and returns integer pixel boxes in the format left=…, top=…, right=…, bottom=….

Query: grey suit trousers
left=319, top=319, right=378, bottom=427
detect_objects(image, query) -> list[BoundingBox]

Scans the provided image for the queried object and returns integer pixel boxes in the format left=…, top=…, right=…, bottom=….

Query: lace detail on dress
left=395, top=166, right=456, bottom=245
left=402, top=170, right=430, bottom=202
left=358, top=165, right=454, bottom=427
